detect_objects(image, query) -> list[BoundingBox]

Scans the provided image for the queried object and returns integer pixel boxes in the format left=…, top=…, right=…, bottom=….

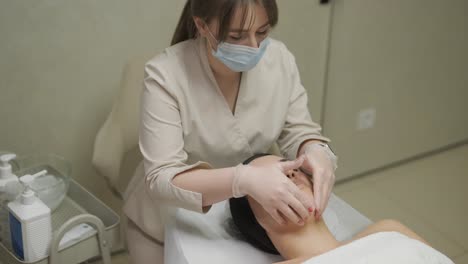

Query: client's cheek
left=296, top=174, right=312, bottom=188
left=247, top=197, right=271, bottom=225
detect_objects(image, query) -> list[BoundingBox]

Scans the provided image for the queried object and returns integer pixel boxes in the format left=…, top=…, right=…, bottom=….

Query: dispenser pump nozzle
left=0, top=154, right=17, bottom=180
left=19, top=170, right=47, bottom=205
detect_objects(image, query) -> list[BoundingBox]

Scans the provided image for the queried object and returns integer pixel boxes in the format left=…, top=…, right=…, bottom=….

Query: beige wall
left=324, top=0, right=468, bottom=179
left=0, top=0, right=186, bottom=211
left=0, top=0, right=332, bottom=212
left=271, top=1, right=332, bottom=124
left=2, top=0, right=466, bottom=214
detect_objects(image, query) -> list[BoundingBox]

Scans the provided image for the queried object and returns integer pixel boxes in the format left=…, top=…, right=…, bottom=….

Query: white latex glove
left=232, top=156, right=314, bottom=226
left=301, top=142, right=338, bottom=220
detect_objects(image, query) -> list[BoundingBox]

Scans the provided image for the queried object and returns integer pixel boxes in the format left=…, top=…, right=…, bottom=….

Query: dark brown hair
left=171, top=0, right=278, bottom=46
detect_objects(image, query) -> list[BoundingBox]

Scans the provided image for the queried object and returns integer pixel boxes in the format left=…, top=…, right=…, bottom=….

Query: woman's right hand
left=232, top=156, right=314, bottom=225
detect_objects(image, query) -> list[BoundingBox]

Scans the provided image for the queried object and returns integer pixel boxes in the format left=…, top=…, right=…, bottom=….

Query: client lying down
left=229, top=154, right=454, bottom=264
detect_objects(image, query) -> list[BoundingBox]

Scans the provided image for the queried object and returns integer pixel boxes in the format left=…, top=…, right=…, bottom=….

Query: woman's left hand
left=301, top=142, right=338, bottom=220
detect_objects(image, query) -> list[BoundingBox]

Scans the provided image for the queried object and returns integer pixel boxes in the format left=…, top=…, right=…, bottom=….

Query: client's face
left=247, top=155, right=315, bottom=232
left=281, top=159, right=314, bottom=193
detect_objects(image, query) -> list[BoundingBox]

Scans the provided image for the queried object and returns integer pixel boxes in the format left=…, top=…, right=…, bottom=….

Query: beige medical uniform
left=123, top=37, right=330, bottom=263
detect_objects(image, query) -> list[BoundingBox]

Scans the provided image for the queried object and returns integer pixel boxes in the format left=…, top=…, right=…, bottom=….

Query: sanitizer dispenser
left=7, top=170, right=52, bottom=262
left=0, top=153, right=20, bottom=250
left=0, top=153, right=19, bottom=189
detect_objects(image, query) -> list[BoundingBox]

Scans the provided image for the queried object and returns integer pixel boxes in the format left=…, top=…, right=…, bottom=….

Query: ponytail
left=171, top=1, right=197, bottom=46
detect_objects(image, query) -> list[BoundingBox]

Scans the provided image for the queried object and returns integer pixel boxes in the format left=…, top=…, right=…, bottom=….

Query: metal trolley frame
left=0, top=179, right=121, bottom=264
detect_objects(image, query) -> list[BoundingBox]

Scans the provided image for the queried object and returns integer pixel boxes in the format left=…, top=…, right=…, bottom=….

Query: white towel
left=304, top=231, right=454, bottom=264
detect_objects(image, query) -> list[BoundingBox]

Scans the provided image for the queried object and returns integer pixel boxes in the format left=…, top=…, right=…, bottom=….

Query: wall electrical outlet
left=357, top=108, right=377, bottom=131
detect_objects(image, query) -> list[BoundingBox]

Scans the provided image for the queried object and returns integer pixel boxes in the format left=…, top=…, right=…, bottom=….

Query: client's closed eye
left=299, top=168, right=312, bottom=178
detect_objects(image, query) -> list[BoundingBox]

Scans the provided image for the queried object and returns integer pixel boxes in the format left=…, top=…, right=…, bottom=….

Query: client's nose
left=286, top=170, right=298, bottom=179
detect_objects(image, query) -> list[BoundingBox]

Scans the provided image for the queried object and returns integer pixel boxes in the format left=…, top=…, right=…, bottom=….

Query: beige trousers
left=126, top=218, right=164, bottom=264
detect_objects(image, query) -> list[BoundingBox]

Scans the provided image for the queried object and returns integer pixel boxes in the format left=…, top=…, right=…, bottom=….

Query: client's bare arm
left=344, top=219, right=431, bottom=246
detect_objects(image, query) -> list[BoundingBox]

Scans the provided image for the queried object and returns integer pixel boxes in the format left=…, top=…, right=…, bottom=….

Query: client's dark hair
left=229, top=153, right=280, bottom=255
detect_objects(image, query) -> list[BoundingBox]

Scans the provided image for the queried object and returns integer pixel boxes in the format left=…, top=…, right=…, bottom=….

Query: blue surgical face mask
left=207, top=30, right=270, bottom=72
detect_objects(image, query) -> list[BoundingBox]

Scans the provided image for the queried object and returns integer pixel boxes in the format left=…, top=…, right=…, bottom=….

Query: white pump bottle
left=8, top=170, right=52, bottom=262
left=0, top=153, right=20, bottom=249
left=0, top=153, right=19, bottom=192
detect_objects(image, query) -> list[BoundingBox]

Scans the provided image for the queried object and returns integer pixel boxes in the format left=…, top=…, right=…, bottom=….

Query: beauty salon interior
left=0, top=0, right=467, bottom=263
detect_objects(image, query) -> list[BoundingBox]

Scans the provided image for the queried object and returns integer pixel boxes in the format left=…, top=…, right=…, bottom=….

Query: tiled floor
left=92, top=143, right=468, bottom=264
left=334, top=143, right=468, bottom=262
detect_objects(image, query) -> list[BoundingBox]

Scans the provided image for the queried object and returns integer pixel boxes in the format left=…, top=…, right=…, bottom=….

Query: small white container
left=7, top=170, right=52, bottom=262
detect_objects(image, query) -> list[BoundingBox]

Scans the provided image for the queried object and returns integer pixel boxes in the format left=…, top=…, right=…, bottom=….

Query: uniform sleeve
left=277, top=48, right=330, bottom=160
left=140, top=58, right=212, bottom=214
